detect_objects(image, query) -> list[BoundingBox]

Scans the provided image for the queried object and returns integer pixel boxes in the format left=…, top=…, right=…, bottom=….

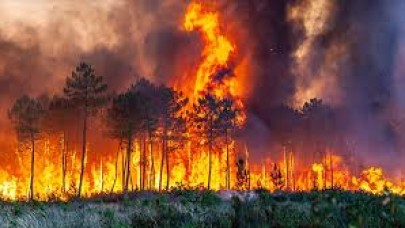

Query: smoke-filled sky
left=0, top=0, right=189, bottom=125
left=1, top=0, right=405, bottom=172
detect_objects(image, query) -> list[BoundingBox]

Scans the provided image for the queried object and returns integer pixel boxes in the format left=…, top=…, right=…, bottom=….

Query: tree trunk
left=323, top=151, right=327, bottom=189
left=30, top=134, right=35, bottom=201
left=159, top=139, right=165, bottom=192
left=124, top=136, right=132, bottom=192
left=166, top=139, right=170, bottom=190
left=62, top=131, right=68, bottom=193
left=208, top=118, right=213, bottom=190
left=100, top=159, right=104, bottom=193
left=283, top=146, right=289, bottom=190
left=122, top=141, right=126, bottom=191
left=111, top=138, right=122, bottom=193
left=225, top=130, right=230, bottom=190
left=149, top=134, right=155, bottom=190
left=78, top=109, right=88, bottom=197
left=142, top=135, right=147, bottom=190
left=291, top=152, right=295, bottom=191
left=139, top=138, right=143, bottom=190
left=330, top=151, right=334, bottom=189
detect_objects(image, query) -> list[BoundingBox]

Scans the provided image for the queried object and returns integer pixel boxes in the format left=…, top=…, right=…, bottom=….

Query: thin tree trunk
left=124, top=136, right=132, bottom=192
left=30, top=134, right=35, bottom=201
left=111, top=138, right=122, bottom=193
left=149, top=135, right=155, bottom=190
left=208, top=118, right=213, bottom=190
left=225, top=130, right=230, bottom=190
left=323, top=151, right=327, bottom=189
left=62, top=131, right=68, bottom=193
left=142, top=135, right=147, bottom=190
left=187, top=137, right=192, bottom=179
left=208, top=145, right=212, bottom=190
left=245, top=144, right=250, bottom=190
left=291, top=152, right=295, bottom=191
left=159, top=139, right=165, bottom=192
left=129, top=169, right=134, bottom=191
left=139, top=138, right=143, bottom=190
left=166, top=139, right=170, bottom=190
left=284, top=145, right=289, bottom=190
left=330, top=151, right=334, bottom=189
left=122, top=141, right=126, bottom=190
left=100, top=159, right=104, bottom=193
left=78, top=108, right=88, bottom=197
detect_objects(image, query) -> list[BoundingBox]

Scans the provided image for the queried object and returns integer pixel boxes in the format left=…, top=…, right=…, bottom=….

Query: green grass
left=0, top=190, right=403, bottom=227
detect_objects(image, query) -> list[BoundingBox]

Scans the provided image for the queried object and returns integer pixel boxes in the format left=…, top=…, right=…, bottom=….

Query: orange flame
left=183, top=2, right=236, bottom=99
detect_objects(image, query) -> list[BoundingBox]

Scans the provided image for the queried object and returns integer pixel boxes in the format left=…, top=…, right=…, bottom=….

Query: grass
left=0, top=190, right=403, bottom=227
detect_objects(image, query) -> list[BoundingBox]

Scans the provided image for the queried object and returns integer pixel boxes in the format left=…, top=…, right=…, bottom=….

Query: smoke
left=311, top=0, right=405, bottom=171
left=0, top=0, right=404, bottom=175
left=0, top=0, right=197, bottom=151
left=213, top=0, right=405, bottom=174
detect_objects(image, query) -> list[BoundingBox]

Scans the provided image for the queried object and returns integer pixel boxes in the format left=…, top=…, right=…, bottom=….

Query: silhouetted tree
left=46, top=96, right=73, bottom=193
left=189, top=94, right=227, bottom=190
left=302, top=98, right=336, bottom=188
left=270, top=163, right=284, bottom=191
left=269, top=105, right=302, bottom=190
left=106, top=89, right=142, bottom=192
left=217, top=98, right=239, bottom=190
left=156, top=85, right=188, bottom=191
left=236, top=158, right=249, bottom=190
left=63, top=62, right=107, bottom=197
left=302, top=98, right=334, bottom=157
left=9, top=95, right=46, bottom=200
left=131, top=79, right=159, bottom=190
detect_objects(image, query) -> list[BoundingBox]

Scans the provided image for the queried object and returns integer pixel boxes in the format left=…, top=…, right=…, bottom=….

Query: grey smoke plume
left=211, top=0, right=405, bottom=175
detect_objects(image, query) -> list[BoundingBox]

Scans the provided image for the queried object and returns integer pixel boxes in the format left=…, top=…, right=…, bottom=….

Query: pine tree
left=9, top=95, right=46, bottom=200
left=63, top=62, right=107, bottom=197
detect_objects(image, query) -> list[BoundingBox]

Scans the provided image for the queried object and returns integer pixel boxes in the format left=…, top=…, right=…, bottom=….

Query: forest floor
left=0, top=190, right=404, bottom=227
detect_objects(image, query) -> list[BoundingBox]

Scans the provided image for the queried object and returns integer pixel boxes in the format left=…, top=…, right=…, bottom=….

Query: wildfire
left=0, top=1, right=403, bottom=202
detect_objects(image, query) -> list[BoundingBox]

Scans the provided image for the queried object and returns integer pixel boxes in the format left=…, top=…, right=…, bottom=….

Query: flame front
left=1, top=140, right=404, bottom=201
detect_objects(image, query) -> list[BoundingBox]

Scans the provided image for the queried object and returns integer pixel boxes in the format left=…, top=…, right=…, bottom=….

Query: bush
left=2, top=190, right=404, bottom=227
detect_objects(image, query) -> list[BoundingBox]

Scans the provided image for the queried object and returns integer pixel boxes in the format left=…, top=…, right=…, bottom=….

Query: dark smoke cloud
left=223, top=0, right=405, bottom=174
left=314, top=0, right=404, bottom=171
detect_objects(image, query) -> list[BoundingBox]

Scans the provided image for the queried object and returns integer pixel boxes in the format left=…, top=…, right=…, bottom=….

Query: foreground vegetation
left=0, top=190, right=404, bottom=227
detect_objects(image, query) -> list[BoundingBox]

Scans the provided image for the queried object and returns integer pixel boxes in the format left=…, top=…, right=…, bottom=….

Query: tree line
left=8, top=62, right=241, bottom=200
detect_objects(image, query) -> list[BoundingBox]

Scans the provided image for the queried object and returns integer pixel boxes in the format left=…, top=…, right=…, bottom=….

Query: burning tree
left=217, top=98, right=239, bottom=190
left=155, top=85, right=188, bottom=191
left=189, top=94, right=239, bottom=190
left=106, top=86, right=143, bottom=192
left=236, top=158, right=250, bottom=190
left=46, top=96, right=75, bottom=193
left=9, top=95, right=46, bottom=200
left=270, top=163, right=285, bottom=191
left=63, top=62, right=108, bottom=197
left=302, top=98, right=337, bottom=189
left=106, top=79, right=188, bottom=192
